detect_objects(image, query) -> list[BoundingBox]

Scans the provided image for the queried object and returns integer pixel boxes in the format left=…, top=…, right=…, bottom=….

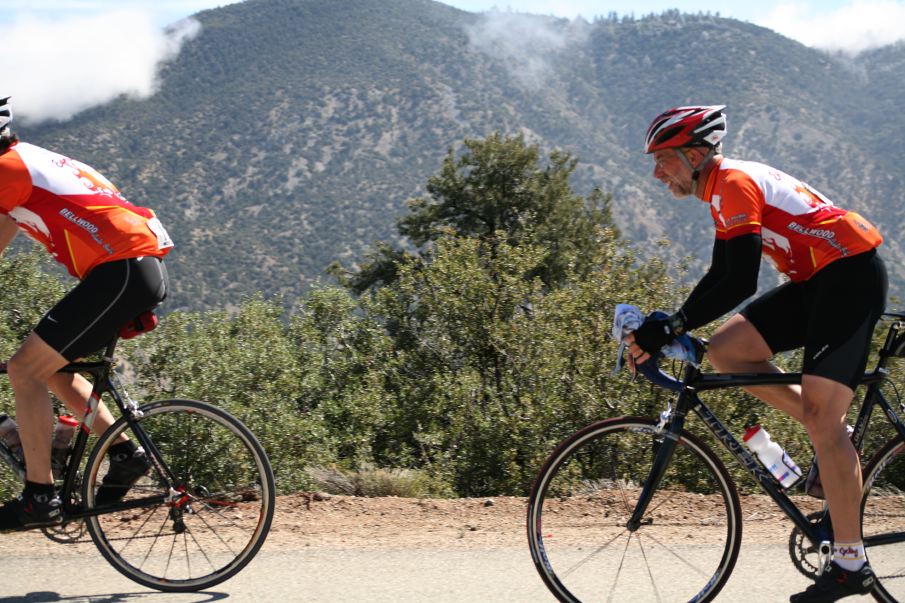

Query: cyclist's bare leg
left=48, top=372, right=128, bottom=444
left=800, top=375, right=861, bottom=543
left=707, top=313, right=805, bottom=421
left=711, top=316, right=862, bottom=541
left=6, top=333, right=70, bottom=485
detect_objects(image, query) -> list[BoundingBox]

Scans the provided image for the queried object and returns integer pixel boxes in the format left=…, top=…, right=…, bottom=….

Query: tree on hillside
left=324, top=133, right=677, bottom=495
left=331, top=132, right=617, bottom=293
left=362, top=224, right=684, bottom=495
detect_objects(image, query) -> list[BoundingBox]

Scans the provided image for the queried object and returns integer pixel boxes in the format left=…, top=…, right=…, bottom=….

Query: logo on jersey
left=53, top=156, right=125, bottom=201
left=788, top=221, right=849, bottom=256
left=59, top=208, right=113, bottom=254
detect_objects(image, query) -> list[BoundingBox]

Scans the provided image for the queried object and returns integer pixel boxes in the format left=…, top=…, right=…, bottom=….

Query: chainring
left=788, top=510, right=831, bottom=579
left=42, top=472, right=86, bottom=544
left=41, top=518, right=86, bottom=544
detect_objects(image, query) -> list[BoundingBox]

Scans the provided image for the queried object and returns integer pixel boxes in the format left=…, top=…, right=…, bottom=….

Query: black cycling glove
left=633, top=315, right=676, bottom=355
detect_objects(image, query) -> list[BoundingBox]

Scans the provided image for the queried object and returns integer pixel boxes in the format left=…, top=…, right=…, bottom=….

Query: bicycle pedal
left=817, top=540, right=832, bottom=571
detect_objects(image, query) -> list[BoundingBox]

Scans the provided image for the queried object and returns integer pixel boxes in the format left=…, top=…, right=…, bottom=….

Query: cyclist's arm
left=683, top=236, right=729, bottom=307
left=0, top=214, right=18, bottom=254
left=677, top=233, right=761, bottom=331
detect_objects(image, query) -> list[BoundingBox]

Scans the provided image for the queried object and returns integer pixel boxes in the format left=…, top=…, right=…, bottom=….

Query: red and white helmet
left=644, top=105, right=727, bottom=154
left=0, top=96, right=11, bottom=136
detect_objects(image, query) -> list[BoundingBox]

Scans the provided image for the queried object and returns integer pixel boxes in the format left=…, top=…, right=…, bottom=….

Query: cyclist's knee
left=800, top=379, right=853, bottom=436
left=6, top=355, right=47, bottom=390
left=802, top=412, right=850, bottom=447
left=6, top=334, right=67, bottom=387
left=705, top=331, right=748, bottom=371
left=705, top=344, right=729, bottom=371
left=7, top=363, right=49, bottom=390
left=707, top=317, right=772, bottom=371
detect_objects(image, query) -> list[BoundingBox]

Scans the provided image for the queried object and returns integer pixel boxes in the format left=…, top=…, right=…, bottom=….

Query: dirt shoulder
left=267, top=491, right=825, bottom=550
left=0, top=491, right=825, bottom=555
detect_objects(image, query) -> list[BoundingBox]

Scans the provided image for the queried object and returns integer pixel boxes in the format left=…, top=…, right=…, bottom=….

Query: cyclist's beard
left=664, top=176, right=693, bottom=197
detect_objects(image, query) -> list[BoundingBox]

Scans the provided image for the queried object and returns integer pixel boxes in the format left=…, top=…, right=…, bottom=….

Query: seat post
left=102, top=337, right=120, bottom=360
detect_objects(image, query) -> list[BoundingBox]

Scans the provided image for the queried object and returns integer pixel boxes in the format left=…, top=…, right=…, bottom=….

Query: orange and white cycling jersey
left=700, top=157, right=882, bottom=282
left=0, top=142, right=173, bottom=279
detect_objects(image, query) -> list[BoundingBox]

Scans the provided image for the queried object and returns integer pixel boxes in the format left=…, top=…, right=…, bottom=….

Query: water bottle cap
left=58, top=415, right=79, bottom=427
left=743, top=424, right=762, bottom=442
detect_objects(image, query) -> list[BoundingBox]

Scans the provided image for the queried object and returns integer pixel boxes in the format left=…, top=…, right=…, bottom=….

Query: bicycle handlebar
left=632, top=333, right=705, bottom=392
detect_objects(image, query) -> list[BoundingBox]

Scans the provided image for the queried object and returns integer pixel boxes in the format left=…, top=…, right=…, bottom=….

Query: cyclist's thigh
left=34, top=257, right=168, bottom=361
left=740, top=280, right=808, bottom=354
left=803, top=250, right=887, bottom=389
left=709, top=313, right=774, bottom=362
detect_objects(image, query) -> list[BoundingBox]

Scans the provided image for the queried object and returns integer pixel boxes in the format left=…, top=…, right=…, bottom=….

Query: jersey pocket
left=146, top=217, right=174, bottom=249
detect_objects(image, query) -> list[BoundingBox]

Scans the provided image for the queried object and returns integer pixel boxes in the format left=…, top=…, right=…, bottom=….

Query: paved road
left=0, top=539, right=878, bottom=602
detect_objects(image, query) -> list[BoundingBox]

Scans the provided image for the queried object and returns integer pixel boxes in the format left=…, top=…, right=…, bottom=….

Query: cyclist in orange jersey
left=0, top=96, right=174, bottom=531
left=626, top=106, right=885, bottom=602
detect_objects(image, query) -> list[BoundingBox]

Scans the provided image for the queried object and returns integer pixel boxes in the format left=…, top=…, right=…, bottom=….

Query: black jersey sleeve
left=679, top=233, right=762, bottom=331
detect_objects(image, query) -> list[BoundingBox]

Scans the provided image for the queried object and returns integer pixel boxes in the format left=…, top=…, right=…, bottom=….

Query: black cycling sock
left=23, top=481, right=55, bottom=497
left=108, top=439, right=138, bottom=458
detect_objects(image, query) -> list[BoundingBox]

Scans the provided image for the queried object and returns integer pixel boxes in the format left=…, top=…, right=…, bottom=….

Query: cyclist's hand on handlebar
left=624, top=333, right=652, bottom=366
left=631, top=315, right=675, bottom=358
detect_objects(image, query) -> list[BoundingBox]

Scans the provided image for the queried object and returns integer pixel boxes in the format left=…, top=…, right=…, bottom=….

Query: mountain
left=19, top=0, right=905, bottom=310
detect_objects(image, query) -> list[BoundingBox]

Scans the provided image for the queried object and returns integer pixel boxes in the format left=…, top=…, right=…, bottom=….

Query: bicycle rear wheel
left=527, top=416, right=742, bottom=603
left=861, top=435, right=905, bottom=602
left=82, top=399, right=275, bottom=592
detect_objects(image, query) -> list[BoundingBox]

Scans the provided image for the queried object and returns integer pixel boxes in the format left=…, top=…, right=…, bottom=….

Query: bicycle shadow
left=0, top=592, right=229, bottom=603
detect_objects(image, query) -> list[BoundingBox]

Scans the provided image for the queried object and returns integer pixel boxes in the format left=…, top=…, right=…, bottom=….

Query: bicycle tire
left=82, top=399, right=275, bottom=592
left=861, top=435, right=905, bottom=603
left=527, top=416, right=742, bottom=603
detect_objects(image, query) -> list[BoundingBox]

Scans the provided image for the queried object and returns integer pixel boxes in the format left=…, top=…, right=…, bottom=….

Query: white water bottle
left=743, top=424, right=803, bottom=488
left=51, top=415, right=78, bottom=480
left=0, top=413, right=25, bottom=467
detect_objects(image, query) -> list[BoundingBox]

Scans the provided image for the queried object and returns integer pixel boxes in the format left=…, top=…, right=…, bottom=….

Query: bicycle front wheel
left=82, top=399, right=275, bottom=592
left=861, top=435, right=905, bottom=602
left=528, top=416, right=742, bottom=603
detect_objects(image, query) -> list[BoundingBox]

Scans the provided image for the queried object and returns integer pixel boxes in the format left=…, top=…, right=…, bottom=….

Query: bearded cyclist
left=625, top=105, right=886, bottom=602
left=0, top=95, right=174, bottom=531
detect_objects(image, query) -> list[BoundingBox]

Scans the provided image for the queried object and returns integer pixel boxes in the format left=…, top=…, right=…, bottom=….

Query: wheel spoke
left=82, top=400, right=274, bottom=592
left=528, top=417, right=740, bottom=603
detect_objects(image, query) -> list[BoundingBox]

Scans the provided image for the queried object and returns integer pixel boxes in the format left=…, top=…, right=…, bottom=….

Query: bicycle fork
left=626, top=405, right=687, bottom=531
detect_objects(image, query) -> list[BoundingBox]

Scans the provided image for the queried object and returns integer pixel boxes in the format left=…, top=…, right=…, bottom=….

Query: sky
left=4, top=0, right=905, bottom=124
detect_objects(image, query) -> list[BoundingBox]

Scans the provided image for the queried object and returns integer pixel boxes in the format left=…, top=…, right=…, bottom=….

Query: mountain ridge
left=18, top=0, right=905, bottom=309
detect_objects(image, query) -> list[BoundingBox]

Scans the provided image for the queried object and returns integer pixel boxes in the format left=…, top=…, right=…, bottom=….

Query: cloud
left=465, top=10, right=590, bottom=89
left=2, top=8, right=200, bottom=125
left=758, top=0, right=905, bottom=54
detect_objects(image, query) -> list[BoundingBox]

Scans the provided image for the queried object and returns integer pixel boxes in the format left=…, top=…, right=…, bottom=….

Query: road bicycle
left=0, top=332, right=275, bottom=592
left=527, top=311, right=905, bottom=602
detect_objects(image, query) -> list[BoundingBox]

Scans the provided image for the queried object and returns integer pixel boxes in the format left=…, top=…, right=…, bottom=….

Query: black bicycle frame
left=629, top=314, right=905, bottom=550
left=0, top=337, right=176, bottom=519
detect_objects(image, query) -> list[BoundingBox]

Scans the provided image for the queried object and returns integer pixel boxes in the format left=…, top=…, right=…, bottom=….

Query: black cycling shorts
left=741, top=249, right=887, bottom=390
left=34, top=257, right=168, bottom=361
